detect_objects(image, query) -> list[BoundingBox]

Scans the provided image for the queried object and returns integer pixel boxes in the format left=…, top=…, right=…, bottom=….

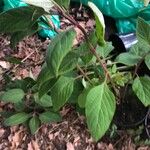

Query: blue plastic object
left=38, top=15, right=60, bottom=39
left=74, top=0, right=150, bottom=34
left=3, top=0, right=60, bottom=38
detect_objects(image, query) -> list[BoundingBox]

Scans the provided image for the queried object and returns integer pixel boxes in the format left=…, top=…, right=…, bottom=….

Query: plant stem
left=75, top=72, right=94, bottom=80
left=122, top=51, right=150, bottom=101
left=58, top=8, right=119, bottom=95
left=77, top=64, right=93, bottom=84
left=117, top=66, right=134, bottom=71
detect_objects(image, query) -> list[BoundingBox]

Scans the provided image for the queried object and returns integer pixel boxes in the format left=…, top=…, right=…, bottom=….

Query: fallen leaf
left=28, top=140, right=40, bottom=150
left=0, top=128, right=5, bottom=138
left=0, top=61, right=10, bottom=69
left=66, top=142, right=75, bottom=150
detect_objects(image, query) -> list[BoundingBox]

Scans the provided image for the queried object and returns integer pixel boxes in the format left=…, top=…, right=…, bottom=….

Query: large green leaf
left=34, top=93, right=52, bottom=107
left=96, top=42, right=114, bottom=58
left=51, top=76, right=74, bottom=111
left=59, top=51, right=79, bottom=75
left=85, top=82, right=116, bottom=141
left=117, top=41, right=150, bottom=66
left=132, top=76, right=150, bottom=107
left=1, top=89, right=25, bottom=103
left=4, top=113, right=30, bottom=126
left=29, top=116, right=40, bottom=134
left=0, top=6, right=46, bottom=33
left=46, top=28, right=76, bottom=77
left=88, top=2, right=105, bottom=46
left=37, top=64, right=54, bottom=87
left=130, top=41, right=150, bottom=56
left=137, top=17, right=150, bottom=45
left=39, top=111, right=62, bottom=123
left=116, top=52, right=141, bottom=66
left=78, top=86, right=93, bottom=108
left=10, top=22, right=39, bottom=48
left=38, top=78, right=56, bottom=98
left=68, top=80, right=83, bottom=104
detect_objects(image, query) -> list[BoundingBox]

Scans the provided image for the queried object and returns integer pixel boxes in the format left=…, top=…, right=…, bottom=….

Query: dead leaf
left=0, top=61, right=10, bottom=69
left=0, top=128, right=5, bottom=138
left=28, top=140, right=40, bottom=150
left=66, top=142, right=75, bottom=150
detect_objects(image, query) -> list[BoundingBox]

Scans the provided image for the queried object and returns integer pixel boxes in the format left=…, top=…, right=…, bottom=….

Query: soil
left=114, top=87, right=148, bottom=128
left=0, top=4, right=150, bottom=150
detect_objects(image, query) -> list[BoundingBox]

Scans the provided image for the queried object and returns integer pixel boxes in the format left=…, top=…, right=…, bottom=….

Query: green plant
left=0, top=0, right=150, bottom=141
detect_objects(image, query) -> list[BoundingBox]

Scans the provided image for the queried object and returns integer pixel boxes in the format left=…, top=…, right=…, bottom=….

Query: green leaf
left=116, top=52, right=141, bottom=66
left=39, top=111, right=62, bottom=123
left=113, top=72, right=132, bottom=87
left=78, top=86, right=93, bottom=108
left=85, top=82, right=116, bottom=141
left=54, top=0, right=70, bottom=9
left=37, top=64, right=54, bottom=87
left=29, top=116, right=40, bottom=134
left=34, top=93, right=52, bottom=107
left=88, top=2, right=105, bottom=46
left=38, top=78, right=56, bottom=98
left=46, top=28, right=76, bottom=77
left=4, top=112, right=30, bottom=126
left=137, top=17, right=150, bottom=45
left=0, top=6, right=46, bottom=33
left=68, top=80, right=83, bottom=104
left=75, top=31, right=97, bottom=64
left=130, top=40, right=150, bottom=56
left=0, top=111, right=15, bottom=118
left=51, top=76, right=74, bottom=111
left=145, top=53, right=150, bottom=70
left=132, top=76, right=150, bottom=107
left=96, top=42, right=114, bottom=58
left=59, top=51, right=79, bottom=75
left=1, top=89, right=25, bottom=103
left=10, top=22, right=39, bottom=48
left=23, top=0, right=54, bottom=12
left=14, top=102, right=25, bottom=111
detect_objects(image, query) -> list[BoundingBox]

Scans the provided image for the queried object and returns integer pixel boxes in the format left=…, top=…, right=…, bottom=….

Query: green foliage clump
left=0, top=0, right=150, bottom=141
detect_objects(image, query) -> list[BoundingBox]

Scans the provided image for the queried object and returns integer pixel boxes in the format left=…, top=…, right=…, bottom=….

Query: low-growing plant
left=0, top=0, right=150, bottom=141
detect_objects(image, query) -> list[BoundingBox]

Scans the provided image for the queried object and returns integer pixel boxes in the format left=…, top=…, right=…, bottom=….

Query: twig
left=113, top=135, right=127, bottom=147
left=77, top=64, right=93, bottom=84
left=14, top=51, right=35, bottom=69
left=75, top=72, right=94, bottom=80
left=0, top=51, right=35, bottom=81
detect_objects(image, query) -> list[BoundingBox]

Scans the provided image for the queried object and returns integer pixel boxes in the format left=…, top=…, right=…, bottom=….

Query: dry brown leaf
left=86, top=19, right=95, bottom=28
left=0, top=61, right=10, bottom=69
left=137, top=147, right=150, bottom=150
left=0, top=128, right=5, bottom=138
left=28, top=140, right=40, bottom=150
left=66, top=142, right=75, bottom=150
left=9, top=130, right=24, bottom=150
